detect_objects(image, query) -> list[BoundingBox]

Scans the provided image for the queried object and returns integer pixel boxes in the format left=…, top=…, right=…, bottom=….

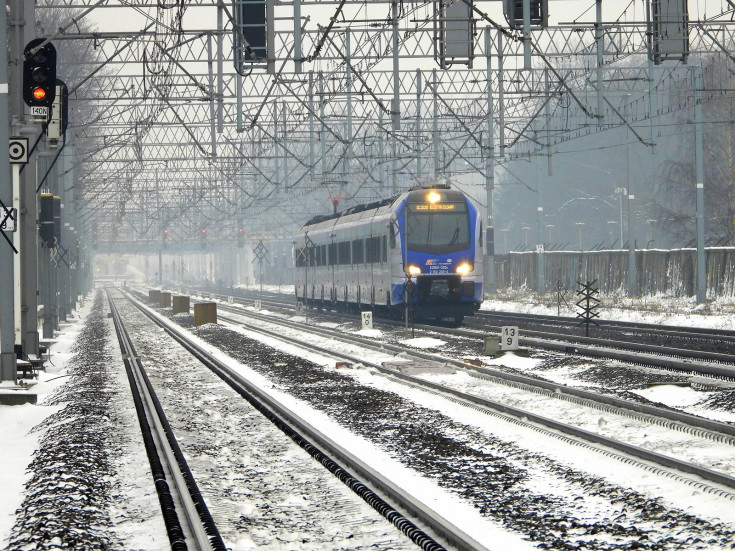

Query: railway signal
left=39, top=193, right=54, bottom=248
left=502, top=0, right=548, bottom=28
left=237, top=227, right=244, bottom=248
left=23, top=39, right=57, bottom=111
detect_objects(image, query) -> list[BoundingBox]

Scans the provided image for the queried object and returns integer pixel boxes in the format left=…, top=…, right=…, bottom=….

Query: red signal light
left=32, top=87, right=47, bottom=101
left=163, top=229, right=169, bottom=235
left=201, top=229, right=206, bottom=234
left=238, top=228, right=244, bottom=233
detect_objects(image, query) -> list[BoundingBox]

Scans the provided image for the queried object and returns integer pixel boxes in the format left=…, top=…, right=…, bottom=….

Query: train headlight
left=456, top=262, right=472, bottom=275
left=407, top=265, right=422, bottom=276
left=427, top=191, right=441, bottom=204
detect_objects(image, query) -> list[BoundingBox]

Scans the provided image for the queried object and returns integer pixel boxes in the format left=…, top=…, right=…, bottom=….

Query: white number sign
left=499, top=326, right=519, bottom=350
left=361, top=311, right=373, bottom=330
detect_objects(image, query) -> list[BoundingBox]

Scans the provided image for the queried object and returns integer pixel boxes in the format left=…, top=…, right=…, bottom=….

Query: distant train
left=294, top=185, right=484, bottom=323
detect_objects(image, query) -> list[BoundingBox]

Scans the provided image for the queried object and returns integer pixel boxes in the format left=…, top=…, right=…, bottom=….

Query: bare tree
left=652, top=53, right=735, bottom=246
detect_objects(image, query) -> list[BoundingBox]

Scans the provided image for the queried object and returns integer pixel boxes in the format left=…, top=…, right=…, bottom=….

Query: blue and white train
left=294, top=185, right=484, bottom=323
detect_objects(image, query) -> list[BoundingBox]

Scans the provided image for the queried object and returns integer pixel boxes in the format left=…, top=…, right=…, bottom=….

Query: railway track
left=178, top=286, right=735, bottom=380
left=118, top=288, right=484, bottom=551
left=206, top=300, right=735, bottom=494
left=106, top=289, right=226, bottom=551
left=125, top=286, right=735, bottom=548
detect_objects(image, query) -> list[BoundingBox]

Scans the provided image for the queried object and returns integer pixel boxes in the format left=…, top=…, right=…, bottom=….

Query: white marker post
left=499, top=326, right=519, bottom=351
left=254, top=299, right=262, bottom=311
left=361, top=311, right=373, bottom=330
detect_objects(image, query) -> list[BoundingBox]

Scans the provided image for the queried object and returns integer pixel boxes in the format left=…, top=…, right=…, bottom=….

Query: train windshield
left=405, top=202, right=470, bottom=254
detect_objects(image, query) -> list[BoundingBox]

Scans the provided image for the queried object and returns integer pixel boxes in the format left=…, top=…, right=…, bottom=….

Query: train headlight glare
left=456, top=263, right=472, bottom=275
left=427, top=191, right=441, bottom=204
left=407, top=265, right=422, bottom=276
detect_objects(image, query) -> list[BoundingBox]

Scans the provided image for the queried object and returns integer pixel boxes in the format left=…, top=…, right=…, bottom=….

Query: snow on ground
left=0, top=302, right=90, bottom=546
left=4, top=285, right=735, bottom=548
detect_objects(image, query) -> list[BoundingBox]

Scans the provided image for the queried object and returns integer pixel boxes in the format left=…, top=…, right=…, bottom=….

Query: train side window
left=382, top=236, right=387, bottom=263
left=479, top=222, right=483, bottom=247
left=320, top=245, right=327, bottom=265
left=328, top=243, right=337, bottom=266
left=366, top=236, right=379, bottom=263
left=339, top=241, right=351, bottom=265
left=353, top=239, right=364, bottom=264
left=366, top=237, right=376, bottom=263
left=389, top=226, right=396, bottom=248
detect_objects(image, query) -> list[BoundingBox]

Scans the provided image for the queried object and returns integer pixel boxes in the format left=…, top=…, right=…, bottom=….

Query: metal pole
left=319, top=72, right=326, bottom=182
left=13, top=164, right=21, bottom=348
left=236, top=70, right=243, bottom=132
left=274, top=100, right=279, bottom=192
left=13, top=0, right=39, bottom=359
left=623, top=97, right=636, bottom=297
left=497, top=31, right=506, bottom=156
left=484, top=28, right=496, bottom=293
left=523, top=0, right=532, bottom=69
left=695, top=66, right=706, bottom=303
left=378, top=109, right=385, bottom=191
left=416, top=69, right=422, bottom=183
left=294, top=0, right=302, bottom=73
left=266, top=0, right=275, bottom=74
left=207, top=33, right=217, bottom=157
left=309, top=71, right=314, bottom=181
left=346, top=30, right=352, bottom=178
left=433, top=69, right=439, bottom=179
left=536, top=149, right=545, bottom=293
left=217, top=5, right=224, bottom=134
left=392, top=0, right=401, bottom=193
left=596, top=0, right=604, bottom=123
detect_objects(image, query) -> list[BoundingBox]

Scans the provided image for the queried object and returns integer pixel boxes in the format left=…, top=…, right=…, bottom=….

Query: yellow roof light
left=427, top=190, right=441, bottom=204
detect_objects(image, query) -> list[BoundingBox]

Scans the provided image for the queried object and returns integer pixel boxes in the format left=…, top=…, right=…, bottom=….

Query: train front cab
left=393, top=187, right=483, bottom=323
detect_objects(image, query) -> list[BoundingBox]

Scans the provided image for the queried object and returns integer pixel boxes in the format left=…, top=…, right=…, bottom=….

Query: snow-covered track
left=120, top=289, right=481, bottom=551
left=211, top=302, right=735, bottom=496
left=176, top=286, right=735, bottom=377
left=477, top=309, right=735, bottom=341
left=107, top=290, right=226, bottom=551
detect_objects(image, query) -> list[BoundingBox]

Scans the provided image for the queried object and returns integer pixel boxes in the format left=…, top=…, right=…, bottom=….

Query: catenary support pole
left=11, top=0, right=39, bottom=359
left=484, top=28, right=496, bottom=293
left=694, top=66, right=706, bottom=303
left=346, top=30, right=352, bottom=179
left=416, top=69, right=422, bottom=184
left=308, top=71, right=314, bottom=181
left=433, top=69, right=439, bottom=179
left=391, top=0, right=401, bottom=192
left=217, top=4, right=224, bottom=134
left=294, top=0, right=302, bottom=73
left=596, top=0, right=604, bottom=123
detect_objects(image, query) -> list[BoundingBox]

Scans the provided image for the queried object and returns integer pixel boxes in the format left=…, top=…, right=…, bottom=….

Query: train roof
left=301, top=184, right=455, bottom=229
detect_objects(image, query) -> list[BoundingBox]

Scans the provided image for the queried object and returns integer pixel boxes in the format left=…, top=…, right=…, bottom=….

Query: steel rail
left=195, top=287, right=735, bottom=373
left=177, top=287, right=735, bottom=377
left=201, top=302, right=735, bottom=494
left=121, top=290, right=480, bottom=551
left=475, top=309, right=735, bottom=340
left=107, top=289, right=225, bottom=551
left=211, top=301, right=735, bottom=440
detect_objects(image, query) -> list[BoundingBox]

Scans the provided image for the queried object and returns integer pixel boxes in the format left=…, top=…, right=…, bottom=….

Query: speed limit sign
left=9, top=137, right=28, bottom=165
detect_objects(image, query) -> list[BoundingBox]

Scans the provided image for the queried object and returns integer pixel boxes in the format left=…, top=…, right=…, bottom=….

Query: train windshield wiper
left=448, top=226, right=460, bottom=246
